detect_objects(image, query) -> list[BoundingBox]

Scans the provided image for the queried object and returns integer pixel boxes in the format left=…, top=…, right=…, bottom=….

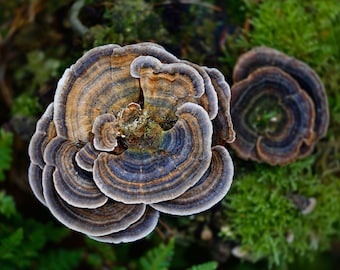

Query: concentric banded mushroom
left=230, top=47, right=329, bottom=165
left=152, top=145, right=234, bottom=215
left=89, top=208, right=160, bottom=244
left=93, top=102, right=213, bottom=204
left=28, top=42, right=235, bottom=243
left=28, top=103, right=56, bottom=205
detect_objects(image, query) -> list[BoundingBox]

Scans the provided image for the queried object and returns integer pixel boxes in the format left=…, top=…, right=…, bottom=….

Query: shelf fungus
left=28, top=43, right=235, bottom=243
left=230, top=47, right=329, bottom=165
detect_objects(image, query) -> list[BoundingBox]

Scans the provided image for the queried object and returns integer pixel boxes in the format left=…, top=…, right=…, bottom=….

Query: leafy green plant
left=34, top=249, right=82, bottom=270
left=0, top=191, right=81, bottom=270
left=137, top=238, right=218, bottom=270
left=139, top=238, right=175, bottom=270
left=0, top=128, right=82, bottom=269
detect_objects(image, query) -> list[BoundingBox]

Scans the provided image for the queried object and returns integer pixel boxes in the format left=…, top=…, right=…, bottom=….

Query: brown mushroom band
left=231, top=47, right=329, bottom=165
left=28, top=43, right=235, bottom=243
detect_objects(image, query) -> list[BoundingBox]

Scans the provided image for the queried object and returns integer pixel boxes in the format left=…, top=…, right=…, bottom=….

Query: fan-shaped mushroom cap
left=42, top=165, right=146, bottom=236
left=130, top=56, right=208, bottom=126
left=93, top=102, right=213, bottom=204
left=88, top=207, right=159, bottom=244
left=28, top=103, right=56, bottom=168
left=231, top=47, right=328, bottom=165
left=231, top=67, right=316, bottom=165
left=152, top=145, right=233, bottom=215
left=92, top=113, right=120, bottom=151
left=28, top=103, right=56, bottom=205
left=28, top=163, right=45, bottom=205
left=28, top=42, right=235, bottom=243
left=75, top=142, right=99, bottom=171
left=233, top=46, right=329, bottom=141
left=53, top=43, right=179, bottom=144
left=207, top=67, right=235, bottom=145
left=182, top=60, right=219, bottom=120
left=44, top=136, right=108, bottom=208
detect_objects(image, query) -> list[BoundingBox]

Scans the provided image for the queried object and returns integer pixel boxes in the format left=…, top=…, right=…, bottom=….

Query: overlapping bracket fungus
left=28, top=43, right=235, bottom=243
left=230, top=47, right=329, bottom=165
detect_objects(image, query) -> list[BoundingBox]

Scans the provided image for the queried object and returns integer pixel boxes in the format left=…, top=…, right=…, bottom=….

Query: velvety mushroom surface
left=28, top=42, right=235, bottom=243
left=230, top=47, right=329, bottom=165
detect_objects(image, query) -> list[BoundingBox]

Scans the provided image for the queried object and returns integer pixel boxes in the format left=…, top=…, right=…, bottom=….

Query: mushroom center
left=117, top=102, right=163, bottom=151
left=246, top=94, right=286, bottom=136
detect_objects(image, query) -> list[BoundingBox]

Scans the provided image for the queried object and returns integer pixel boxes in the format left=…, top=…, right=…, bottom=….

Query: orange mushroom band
left=28, top=43, right=235, bottom=243
left=230, top=47, right=329, bottom=165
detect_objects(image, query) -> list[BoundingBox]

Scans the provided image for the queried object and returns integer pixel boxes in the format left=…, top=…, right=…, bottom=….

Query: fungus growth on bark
left=230, top=47, right=329, bottom=165
left=28, top=43, right=235, bottom=243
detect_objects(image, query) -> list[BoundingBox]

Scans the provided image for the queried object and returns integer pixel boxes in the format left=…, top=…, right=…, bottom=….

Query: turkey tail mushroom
left=230, top=47, right=329, bottom=165
left=28, top=42, right=235, bottom=243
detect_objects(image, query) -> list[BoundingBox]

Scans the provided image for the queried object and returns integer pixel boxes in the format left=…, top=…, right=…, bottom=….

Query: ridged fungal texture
left=230, top=47, right=329, bottom=166
left=28, top=43, right=235, bottom=243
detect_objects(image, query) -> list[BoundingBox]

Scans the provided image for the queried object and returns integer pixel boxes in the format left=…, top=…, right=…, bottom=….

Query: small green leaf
left=36, top=249, right=82, bottom=270
left=187, top=261, right=218, bottom=270
left=0, top=228, right=23, bottom=260
left=139, top=238, right=175, bottom=270
left=0, top=129, right=13, bottom=181
left=0, top=191, right=16, bottom=218
left=11, top=93, right=42, bottom=117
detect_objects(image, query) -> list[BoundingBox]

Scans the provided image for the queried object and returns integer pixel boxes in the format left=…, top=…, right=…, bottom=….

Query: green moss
left=86, top=0, right=167, bottom=47
left=221, top=157, right=340, bottom=267
left=241, top=0, right=339, bottom=67
left=246, top=96, right=284, bottom=136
